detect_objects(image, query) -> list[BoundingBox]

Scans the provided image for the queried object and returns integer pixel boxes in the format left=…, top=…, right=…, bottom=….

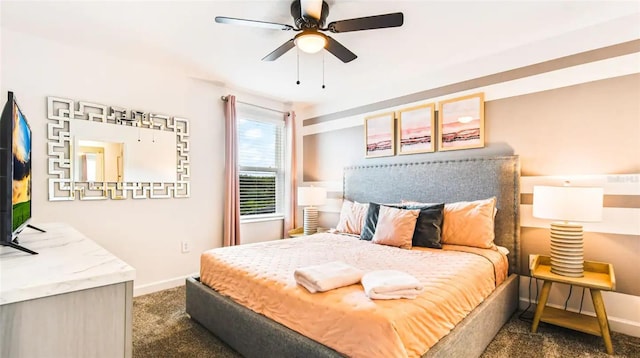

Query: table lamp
left=297, top=186, right=327, bottom=235
left=532, top=184, right=603, bottom=277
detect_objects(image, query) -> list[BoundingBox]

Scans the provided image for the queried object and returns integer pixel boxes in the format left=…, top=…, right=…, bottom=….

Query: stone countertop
left=0, top=223, right=135, bottom=305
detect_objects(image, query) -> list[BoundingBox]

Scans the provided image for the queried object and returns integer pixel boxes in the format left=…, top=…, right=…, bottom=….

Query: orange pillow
left=372, top=206, right=420, bottom=249
left=442, top=197, right=497, bottom=249
left=336, top=200, right=369, bottom=235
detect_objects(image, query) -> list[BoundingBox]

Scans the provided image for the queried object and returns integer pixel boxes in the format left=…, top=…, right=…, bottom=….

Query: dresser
left=0, top=223, right=136, bottom=357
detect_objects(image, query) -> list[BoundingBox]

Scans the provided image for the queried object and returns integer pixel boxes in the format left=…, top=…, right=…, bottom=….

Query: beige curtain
left=223, top=95, right=241, bottom=246
left=283, top=111, right=297, bottom=237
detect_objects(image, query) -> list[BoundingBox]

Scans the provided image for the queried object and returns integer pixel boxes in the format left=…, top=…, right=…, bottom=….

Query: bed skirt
left=185, top=274, right=519, bottom=358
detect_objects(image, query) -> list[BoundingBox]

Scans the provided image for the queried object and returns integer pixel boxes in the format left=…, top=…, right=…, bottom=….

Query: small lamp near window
left=532, top=184, right=603, bottom=278
left=297, top=186, right=327, bottom=235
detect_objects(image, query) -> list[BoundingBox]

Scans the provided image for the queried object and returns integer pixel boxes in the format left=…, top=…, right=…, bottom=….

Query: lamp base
left=549, top=222, right=584, bottom=277
left=303, top=207, right=319, bottom=236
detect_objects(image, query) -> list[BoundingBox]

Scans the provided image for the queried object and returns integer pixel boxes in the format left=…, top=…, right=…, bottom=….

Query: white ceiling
left=2, top=1, right=639, bottom=115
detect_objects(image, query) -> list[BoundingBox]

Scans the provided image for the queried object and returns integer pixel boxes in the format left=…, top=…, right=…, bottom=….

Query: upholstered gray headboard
left=343, top=156, right=520, bottom=273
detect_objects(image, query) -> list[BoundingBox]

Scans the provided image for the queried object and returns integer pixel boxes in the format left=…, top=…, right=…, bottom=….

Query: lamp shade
left=297, top=186, right=327, bottom=206
left=532, top=185, right=603, bottom=222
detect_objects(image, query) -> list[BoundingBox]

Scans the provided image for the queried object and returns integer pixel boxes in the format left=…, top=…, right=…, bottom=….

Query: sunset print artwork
left=397, top=103, right=435, bottom=155
left=364, top=112, right=395, bottom=158
left=438, top=93, right=485, bottom=151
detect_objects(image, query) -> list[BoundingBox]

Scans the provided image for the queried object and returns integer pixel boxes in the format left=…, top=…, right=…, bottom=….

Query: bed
left=186, top=156, right=521, bottom=357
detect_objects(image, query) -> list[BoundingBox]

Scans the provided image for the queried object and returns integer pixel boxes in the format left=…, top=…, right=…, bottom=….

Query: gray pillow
left=403, top=203, right=444, bottom=249
left=360, top=202, right=444, bottom=249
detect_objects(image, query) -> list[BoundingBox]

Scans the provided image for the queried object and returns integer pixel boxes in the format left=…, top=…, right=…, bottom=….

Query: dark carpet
left=133, top=285, right=640, bottom=357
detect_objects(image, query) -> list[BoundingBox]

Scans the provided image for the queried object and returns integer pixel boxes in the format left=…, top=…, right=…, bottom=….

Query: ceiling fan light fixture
left=216, top=1, right=403, bottom=63
left=295, top=32, right=327, bottom=54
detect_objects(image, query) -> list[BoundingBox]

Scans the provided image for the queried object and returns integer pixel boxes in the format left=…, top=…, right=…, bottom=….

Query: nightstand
left=530, top=255, right=616, bottom=355
left=287, top=227, right=305, bottom=238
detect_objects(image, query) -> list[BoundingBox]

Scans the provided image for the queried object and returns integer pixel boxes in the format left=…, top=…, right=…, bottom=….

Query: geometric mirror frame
left=47, top=97, right=190, bottom=200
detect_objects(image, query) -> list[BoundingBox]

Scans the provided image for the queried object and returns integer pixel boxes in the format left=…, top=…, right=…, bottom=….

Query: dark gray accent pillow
left=403, top=203, right=445, bottom=249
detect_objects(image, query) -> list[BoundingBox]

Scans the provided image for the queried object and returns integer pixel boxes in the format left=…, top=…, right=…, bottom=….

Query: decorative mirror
left=47, top=97, right=190, bottom=200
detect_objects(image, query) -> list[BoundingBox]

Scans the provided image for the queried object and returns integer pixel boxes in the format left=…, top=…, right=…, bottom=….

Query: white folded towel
left=294, top=261, right=363, bottom=293
left=361, top=270, right=425, bottom=300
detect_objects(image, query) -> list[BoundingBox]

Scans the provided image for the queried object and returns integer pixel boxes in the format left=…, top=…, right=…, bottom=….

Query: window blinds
left=237, top=106, right=285, bottom=217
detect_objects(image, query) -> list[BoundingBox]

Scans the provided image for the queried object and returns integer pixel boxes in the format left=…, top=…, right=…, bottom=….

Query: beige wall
left=300, top=73, right=640, bottom=296
left=487, top=74, right=640, bottom=176
left=1, top=29, right=287, bottom=295
left=303, top=126, right=363, bottom=182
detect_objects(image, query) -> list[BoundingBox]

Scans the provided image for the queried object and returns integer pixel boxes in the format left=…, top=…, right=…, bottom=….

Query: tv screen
left=12, top=100, right=32, bottom=233
left=0, top=91, right=38, bottom=254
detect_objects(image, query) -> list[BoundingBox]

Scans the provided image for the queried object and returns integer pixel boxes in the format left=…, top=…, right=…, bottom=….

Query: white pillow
left=441, top=197, right=497, bottom=249
left=371, top=206, right=420, bottom=249
left=335, top=200, right=369, bottom=235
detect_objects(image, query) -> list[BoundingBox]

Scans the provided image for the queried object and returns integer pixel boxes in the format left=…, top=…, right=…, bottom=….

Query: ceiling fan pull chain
left=296, top=47, right=301, bottom=85
left=322, top=51, right=326, bottom=89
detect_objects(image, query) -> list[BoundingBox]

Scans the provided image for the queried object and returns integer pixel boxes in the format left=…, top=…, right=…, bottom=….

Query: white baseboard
left=519, top=276, right=640, bottom=338
left=133, top=272, right=198, bottom=297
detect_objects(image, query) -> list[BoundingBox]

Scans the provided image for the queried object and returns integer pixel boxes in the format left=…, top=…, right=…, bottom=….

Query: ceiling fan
left=215, top=0, right=404, bottom=63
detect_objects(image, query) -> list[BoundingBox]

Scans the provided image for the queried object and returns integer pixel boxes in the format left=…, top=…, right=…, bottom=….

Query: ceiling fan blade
left=327, top=12, right=403, bottom=33
left=215, top=16, right=294, bottom=31
left=262, top=39, right=296, bottom=61
left=325, top=36, right=357, bottom=63
left=300, top=0, right=323, bottom=20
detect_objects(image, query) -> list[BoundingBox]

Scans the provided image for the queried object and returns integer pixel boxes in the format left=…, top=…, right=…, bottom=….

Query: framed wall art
left=438, top=92, right=485, bottom=151
left=364, top=112, right=395, bottom=158
left=397, top=103, right=435, bottom=155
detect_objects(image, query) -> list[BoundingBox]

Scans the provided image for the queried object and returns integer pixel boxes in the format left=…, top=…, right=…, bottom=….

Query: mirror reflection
left=75, top=140, right=123, bottom=182
left=72, top=120, right=177, bottom=183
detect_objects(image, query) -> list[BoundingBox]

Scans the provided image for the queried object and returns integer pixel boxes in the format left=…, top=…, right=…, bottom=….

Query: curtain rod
left=221, top=96, right=290, bottom=117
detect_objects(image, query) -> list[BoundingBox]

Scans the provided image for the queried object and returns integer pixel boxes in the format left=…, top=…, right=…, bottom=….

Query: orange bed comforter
left=200, top=233, right=508, bottom=358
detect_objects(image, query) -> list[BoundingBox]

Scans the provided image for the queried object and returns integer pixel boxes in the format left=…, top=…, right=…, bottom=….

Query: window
left=237, top=106, right=285, bottom=218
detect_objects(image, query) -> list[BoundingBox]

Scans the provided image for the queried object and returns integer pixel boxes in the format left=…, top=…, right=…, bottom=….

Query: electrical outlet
left=529, top=254, right=536, bottom=269
left=181, top=241, right=190, bottom=253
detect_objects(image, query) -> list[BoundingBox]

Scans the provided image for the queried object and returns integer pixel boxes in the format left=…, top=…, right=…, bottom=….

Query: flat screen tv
left=0, top=91, right=41, bottom=254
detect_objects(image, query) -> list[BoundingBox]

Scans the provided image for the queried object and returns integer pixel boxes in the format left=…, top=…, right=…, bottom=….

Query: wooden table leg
left=531, top=280, right=552, bottom=333
left=590, top=289, right=614, bottom=355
